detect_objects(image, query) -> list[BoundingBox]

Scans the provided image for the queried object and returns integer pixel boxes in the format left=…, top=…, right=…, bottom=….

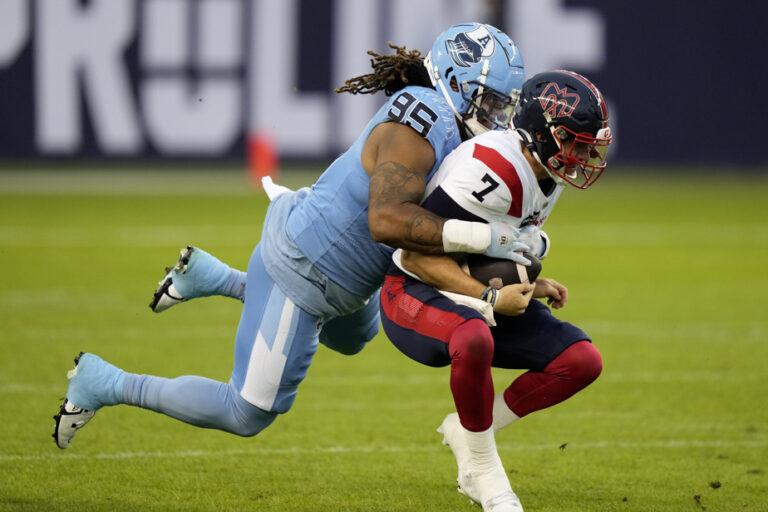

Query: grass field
left=1, top=167, right=767, bottom=511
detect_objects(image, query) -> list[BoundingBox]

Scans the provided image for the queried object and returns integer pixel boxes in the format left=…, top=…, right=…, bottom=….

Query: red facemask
left=546, top=126, right=612, bottom=189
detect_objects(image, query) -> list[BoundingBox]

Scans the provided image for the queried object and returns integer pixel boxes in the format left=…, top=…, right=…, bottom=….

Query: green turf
left=1, top=168, right=766, bottom=511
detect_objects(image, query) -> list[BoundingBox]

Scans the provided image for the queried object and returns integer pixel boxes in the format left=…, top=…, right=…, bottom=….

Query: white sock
left=463, top=425, right=512, bottom=497
left=463, top=426, right=500, bottom=472
left=492, top=393, right=521, bottom=432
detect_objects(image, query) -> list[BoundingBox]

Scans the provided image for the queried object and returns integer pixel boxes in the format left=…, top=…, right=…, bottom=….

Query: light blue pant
left=122, top=243, right=379, bottom=436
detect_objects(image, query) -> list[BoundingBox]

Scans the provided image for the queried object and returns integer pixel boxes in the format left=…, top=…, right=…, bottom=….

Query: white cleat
left=149, top=245, right=235, bottom=312
left=52, top=352, right=100, bottom=449
left=149, top=246, right=193, bottom=313
left=459, top=464, right=524, bottom=511
left=441, top=418, right=524, bottom=511
left=437, top=412, right=472, bottom=482
left=52, top=399, right=97, bottom=449
left=483, top=490, right=524, bottom=511
left=52, top=351, right=125, bottom=449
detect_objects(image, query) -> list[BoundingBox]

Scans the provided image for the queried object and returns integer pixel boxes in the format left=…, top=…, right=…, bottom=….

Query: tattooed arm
left=361, top=121, right=447, bottom=254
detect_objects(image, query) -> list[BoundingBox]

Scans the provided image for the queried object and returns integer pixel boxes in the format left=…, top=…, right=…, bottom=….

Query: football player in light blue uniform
left=53, top=23, right=526, bottom=449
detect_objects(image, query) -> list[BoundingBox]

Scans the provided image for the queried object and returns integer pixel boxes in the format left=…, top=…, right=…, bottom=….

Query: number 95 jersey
left=286, top=86, right=461, bottom=301
left=422, top=129, right=564, bottom=230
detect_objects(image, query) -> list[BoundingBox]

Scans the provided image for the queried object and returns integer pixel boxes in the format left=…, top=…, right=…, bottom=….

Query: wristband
left=539, top=231, right=550, bottom=259
left=480, top=286, right=497, bottom=307
left=442, top=219, right=491, bottom=253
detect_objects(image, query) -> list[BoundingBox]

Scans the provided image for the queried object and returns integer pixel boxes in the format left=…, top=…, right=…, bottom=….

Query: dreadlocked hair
left=335, top=43, right=433, bottom=97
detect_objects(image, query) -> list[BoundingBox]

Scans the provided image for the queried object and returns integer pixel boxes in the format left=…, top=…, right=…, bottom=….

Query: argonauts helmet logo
left=539, top=82, right=581, bottom=119
left=445, top=26, right=496, bottom=67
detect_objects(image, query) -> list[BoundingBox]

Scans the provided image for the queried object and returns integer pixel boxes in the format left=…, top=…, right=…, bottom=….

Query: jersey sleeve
left=381, top=87, right=461, bottom=169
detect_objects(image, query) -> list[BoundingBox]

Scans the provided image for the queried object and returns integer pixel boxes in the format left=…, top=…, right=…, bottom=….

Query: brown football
left=463, top=252, right=542, bottom=290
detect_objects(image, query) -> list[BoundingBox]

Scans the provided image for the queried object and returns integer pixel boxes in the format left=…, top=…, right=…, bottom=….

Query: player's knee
left=449, top=319, right=494, bottom=363
left=333, top=341, right=367, bottom=356
left=570, top=340, right=603, bottom=385
left=330, top=323, right=376, bottom=355
left=319, top=331, right=371, bottom=355
left=319, top=318, right=378, bottom=356
left=229, top=406, right=278, bottom=437
left=226, top=389, right=279, bottom=437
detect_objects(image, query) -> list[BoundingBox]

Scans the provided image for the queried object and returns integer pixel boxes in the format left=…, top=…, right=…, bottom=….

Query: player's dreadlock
left=335, top=43, right=433, bottom=97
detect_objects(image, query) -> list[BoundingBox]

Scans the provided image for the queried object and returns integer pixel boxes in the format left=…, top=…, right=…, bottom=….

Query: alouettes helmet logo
left=539, top=82, right=580, bottom=118
left=445, top=26, right=496, bottom=67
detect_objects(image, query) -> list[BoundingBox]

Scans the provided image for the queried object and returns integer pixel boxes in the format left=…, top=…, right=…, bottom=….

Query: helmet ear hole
left=449, top=76, right=460, bottom=93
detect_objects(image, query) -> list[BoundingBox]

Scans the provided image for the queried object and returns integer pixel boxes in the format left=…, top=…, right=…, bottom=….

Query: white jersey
left=391, top=128, right=564, bottom=279
left=422, top=128, right=563, bottom=229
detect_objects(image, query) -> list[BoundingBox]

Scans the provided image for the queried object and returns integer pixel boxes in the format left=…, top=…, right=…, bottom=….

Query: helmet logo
left=445, top=26, right=495, bottom=67
left=539, top=82, right=580, bottom=119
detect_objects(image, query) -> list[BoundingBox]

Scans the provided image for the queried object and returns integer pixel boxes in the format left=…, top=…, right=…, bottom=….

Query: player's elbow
left=368, top=209, right=400, bottom=245
left=399, top=249, right=416, bottom=271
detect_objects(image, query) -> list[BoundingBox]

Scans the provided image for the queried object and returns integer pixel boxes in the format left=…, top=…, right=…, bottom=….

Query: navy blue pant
left=380, top=274, right=591, bottom=372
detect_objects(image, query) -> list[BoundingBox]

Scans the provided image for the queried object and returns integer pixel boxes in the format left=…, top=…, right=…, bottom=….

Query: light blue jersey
left=119, top=86, right=464, bottom=426
left=285, top=86, right=461, bottom=299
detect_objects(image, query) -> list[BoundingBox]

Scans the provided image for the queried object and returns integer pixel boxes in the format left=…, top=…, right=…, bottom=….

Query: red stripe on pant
left=380, top=275, right=467, bottom=341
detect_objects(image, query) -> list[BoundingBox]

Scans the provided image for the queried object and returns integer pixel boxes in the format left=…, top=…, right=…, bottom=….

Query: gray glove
left=518, top=226, right=551, bottom=259
left=484, top=222, right=531, bottom=265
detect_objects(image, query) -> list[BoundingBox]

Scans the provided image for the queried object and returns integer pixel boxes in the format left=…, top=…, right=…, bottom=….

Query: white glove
left=518, top=226, right=551, bottom=259
left=484, top=221, right=531, bottom=265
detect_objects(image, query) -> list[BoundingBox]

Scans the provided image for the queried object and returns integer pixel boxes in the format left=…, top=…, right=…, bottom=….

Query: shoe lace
left=486, top=490, right=523, bottom=511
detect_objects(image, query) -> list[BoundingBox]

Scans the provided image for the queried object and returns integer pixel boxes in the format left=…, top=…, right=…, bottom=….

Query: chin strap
left=464, top=118, right=489, bottom=137
left=424, top=51, right=490, bottom=138
left=463, top=60, right=491, bottom=136
left=424, top=51, right=464, bottom=131
left=515, top=128, right=539, bottom=161
left=516, top=127, right=567, bottom=186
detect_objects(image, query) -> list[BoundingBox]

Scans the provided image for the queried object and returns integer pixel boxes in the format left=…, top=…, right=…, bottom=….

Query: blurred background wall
left=0, top=0, right=763, bottom=167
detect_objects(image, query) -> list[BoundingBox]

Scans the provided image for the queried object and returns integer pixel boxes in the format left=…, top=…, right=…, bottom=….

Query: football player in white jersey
left=379, top=70, right=613, bottom=511
left=52, top=24, right=534, bottom=465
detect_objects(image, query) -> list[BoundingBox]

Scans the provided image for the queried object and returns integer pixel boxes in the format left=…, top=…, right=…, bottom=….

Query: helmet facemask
left=462, top=81, right=520, bottom=136
left=543, top=121, right=612, bottom=189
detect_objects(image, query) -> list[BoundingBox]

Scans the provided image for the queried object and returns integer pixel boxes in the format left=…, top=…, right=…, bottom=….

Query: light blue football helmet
left=423, top=23, right=525, bottom=137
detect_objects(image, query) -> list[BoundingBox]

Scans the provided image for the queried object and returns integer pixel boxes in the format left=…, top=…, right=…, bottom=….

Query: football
left=462, top=252, right=542, bottom=290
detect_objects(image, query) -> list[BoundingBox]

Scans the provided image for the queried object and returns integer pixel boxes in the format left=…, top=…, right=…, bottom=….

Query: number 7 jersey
left=422, top=129, right=564, bottom=230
